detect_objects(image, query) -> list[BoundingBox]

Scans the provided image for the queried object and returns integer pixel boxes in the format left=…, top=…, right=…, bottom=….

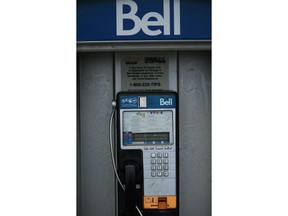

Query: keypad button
left=156, top=146, right=163, bottom=150
left=163, top=159, right=169, bottom=164
left=163, top=171, right=169, bottom=177
left=150, top=153, right=156, bottom=158
left=151, top=165, right=156, bottom=170
left=151, top=159, right=156, bottom=164
left=157, top=159, right=162, bottom=164
left=157, top=171, right=162, bottom=177
left=151, top=172, right=156, bottom=177
left=150, top=147, right=154, bottom=150
left=163, top=152, right=169, bottom=158
left=157, top=165, right=162, bottom=170
left=144, top=147, right=148, bottom=150
left=163, top=165, right=169, bottom=170
left=157, top=152, right=162, bottom=158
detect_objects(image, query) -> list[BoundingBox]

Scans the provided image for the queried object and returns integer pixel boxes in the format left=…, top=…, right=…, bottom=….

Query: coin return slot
left=158, top=197, right=168, bottom=209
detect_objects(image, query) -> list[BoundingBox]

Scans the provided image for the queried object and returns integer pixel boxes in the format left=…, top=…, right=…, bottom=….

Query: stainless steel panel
left=77, top=41, right=211, bottom=52
left=179, top=51, right=211, bottom=216
left=78, top=53, right=115, bottom=216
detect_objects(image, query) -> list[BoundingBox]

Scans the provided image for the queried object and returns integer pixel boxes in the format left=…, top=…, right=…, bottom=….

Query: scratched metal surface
left=78, top=52, right=115, bottom=216
left=179, top=51, right=211, bottom=216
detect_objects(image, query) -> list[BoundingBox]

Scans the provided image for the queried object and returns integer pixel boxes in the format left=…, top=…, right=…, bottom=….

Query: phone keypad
left=150, top=151, right=170, bottom=177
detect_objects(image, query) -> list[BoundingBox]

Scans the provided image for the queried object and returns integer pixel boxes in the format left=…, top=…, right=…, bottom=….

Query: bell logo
left=116, top=0, right=181, bottom=36
left=160, top=98, right=173, bottom=106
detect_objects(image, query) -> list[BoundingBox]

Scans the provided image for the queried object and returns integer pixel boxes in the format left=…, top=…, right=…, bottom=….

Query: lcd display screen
left=123, top=111, right=173, bottom=145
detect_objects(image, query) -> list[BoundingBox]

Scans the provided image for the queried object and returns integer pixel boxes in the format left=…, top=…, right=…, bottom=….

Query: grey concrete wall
left=179, top=51, right=211, bottom=216
left=78, top=53, right=115, bottom=216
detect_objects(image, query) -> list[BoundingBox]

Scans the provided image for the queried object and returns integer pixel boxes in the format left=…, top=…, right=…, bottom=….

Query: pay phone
left=112, top=91, right=179, bottom=216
